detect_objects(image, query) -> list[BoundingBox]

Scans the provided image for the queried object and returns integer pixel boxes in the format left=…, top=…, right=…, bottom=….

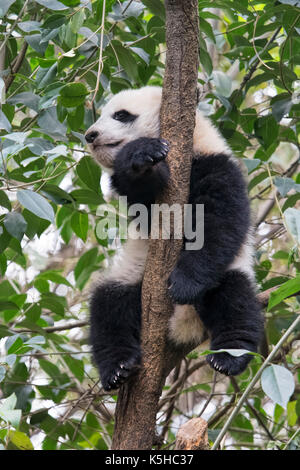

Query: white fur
left=86, top=86, right=231, bottom=169
left=193, top=111, right=232, bottom=156
left=87, top=86, right=254, bottom=346
left=228, top=231, right=255, bottom=280
left=86, top=87, right=161, bottom=169
left=96, top=238, right=149, bottom=286
left=169, top=304, right=205, bottom=345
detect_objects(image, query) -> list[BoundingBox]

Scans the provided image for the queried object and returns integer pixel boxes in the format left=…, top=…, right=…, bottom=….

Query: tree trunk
left=111, top=0, right=200, bottom=450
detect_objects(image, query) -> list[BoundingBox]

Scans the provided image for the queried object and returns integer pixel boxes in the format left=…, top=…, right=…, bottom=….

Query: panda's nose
left=85, top=130, right=99, bottom=144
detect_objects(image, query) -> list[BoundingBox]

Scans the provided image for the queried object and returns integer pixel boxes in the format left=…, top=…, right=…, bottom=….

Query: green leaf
left=3, top=212, right=27, bottom=241
left=212, top=71, right=232, bottom=97
left=1, top=393, right=17, bottom=410
left=0, top=300, right=18, bottom=311
left=38, top=271, right=73, bottom=287
left=71, top=211, right=88, bottom=242
left=0, top=393, right=22, bottom=428
left=38, top=359, right=63, bottom=381
left=287, top=401, right=298, bottom=427
left=70, top=9, right=85, bottom=33
left=0, top=190, right=11, bottom=211
left=18, top=20, right=42, bottom=32
left=243, top=158, right=261, bottom=174
left=261, top=364, right=295, bottom=409
left=0, top=366, right=6, bottom=383
left=42, top=13, right=66, bottom=29
left=274, top=177, right=296, bottom=197
left=59, top=82, right=89, bottom=108
left=110, top=42, right=139, bottom=81
left=268, top=276, right=300, bottom=310
left=25, top=336, right=45, bottom=346
left=6, top=335, right=23, bottom=354
left=272, top=96, right=292, bottom=122
left=40, top=292, right=66, bottom=316
left=37, top=107, right=67, bottom=138
left=199, top=46, right=213, bottom=76
left=200, top=17, right=216, bottom=43
left=284, top=208, right=300, bottom=243
left=76, top=155, right=101, bottom=193
left=42, top=436, right=57, bottom=450
left=35, top=0, right=68, bottom=10
left=0, top=254, right=7, bottom=276
left=0, top=110, right=11, bottom=131
left=41, top=184, right=74, bottom=205
left=36, top=63, right=58, bottom=89
left=66, top=104, right=84, bottom=130
left=17, top=190, right=55, bottom=223
left=240, top=108, right=257, bottom=134
left=7, top=92, right=40, bottom=112
left=74, top=247, right=98, bottom=289
left=141, top=0, right=165, bottom=19
left=0, top=0, right=16, bottom=17
left=25, top=34, right=48, bottom=55
left=0, top=409, right=21, bottom=428
left=282, top=194, right=300, bottom=213
left=200, top=348, right=257, bottom=358
left=254, top=115, right=279, bottom=149
left=63, top=355, right=84, bottom=382
left=9, top=430, right=34, bottom=450
left=70, top=189, right=103, bottom=205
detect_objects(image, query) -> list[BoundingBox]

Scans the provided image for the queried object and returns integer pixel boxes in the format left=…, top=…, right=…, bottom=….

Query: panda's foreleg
left=90, top=281, right=142, bottom=391
left=195, top=269, right=263, bottom=376
left=111, top=137, right=170, bottom=205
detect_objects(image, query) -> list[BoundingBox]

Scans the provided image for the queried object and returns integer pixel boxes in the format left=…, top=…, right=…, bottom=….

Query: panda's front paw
left=131, top=138, right=169, bottom=172
left=168, top=267, right=205, bottom=304
left=100, top=352, right=141, bottom=392
left=206, top=351, right=252, bottom=376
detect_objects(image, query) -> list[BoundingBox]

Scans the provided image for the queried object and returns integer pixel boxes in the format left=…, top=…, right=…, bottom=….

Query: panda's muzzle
left=105, top=140, right=122, bottom=148
left=85, top=130, right=99, bottom=144
left=85, top=130, right=122, bottom=150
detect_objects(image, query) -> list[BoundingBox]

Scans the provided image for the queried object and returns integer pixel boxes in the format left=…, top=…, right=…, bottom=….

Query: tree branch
left=5, top=41, right=28, bottom=92
left=111, top=0, right=200, bottom=450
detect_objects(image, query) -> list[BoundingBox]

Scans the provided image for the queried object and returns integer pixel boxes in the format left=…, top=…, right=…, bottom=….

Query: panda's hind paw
left=206, top=351, right=252, bottom=377
left=101, top=353, right=141, bottom=392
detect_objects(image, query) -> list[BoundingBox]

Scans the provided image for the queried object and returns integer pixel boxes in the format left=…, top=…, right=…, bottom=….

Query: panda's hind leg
left=90, top=281, right=142, bottom=391
left=195, top=269, right=263, bottom=376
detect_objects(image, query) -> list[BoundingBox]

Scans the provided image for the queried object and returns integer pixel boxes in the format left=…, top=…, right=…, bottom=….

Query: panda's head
left=85, top=86, right=162, bottom=169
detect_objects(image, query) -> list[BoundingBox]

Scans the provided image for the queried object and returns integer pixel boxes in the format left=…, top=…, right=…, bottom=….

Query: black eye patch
left=112, top=109, right=137, bottom=123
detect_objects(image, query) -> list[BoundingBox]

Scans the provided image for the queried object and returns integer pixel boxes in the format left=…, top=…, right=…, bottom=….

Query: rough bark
left=175, top=418, right=209, bottom=450
left=111, top=0, right=200, bottom=450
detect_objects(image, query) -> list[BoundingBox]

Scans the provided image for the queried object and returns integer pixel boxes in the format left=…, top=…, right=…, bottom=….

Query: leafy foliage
left=0, top=0, right=299, bottom=450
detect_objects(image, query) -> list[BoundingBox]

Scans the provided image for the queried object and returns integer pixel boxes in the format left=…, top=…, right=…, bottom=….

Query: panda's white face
left=85, top=86, right=162, bottom=169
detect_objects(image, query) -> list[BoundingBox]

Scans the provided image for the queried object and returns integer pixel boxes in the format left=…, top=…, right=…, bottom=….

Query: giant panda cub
left=85, top=86, right=263, bottom=391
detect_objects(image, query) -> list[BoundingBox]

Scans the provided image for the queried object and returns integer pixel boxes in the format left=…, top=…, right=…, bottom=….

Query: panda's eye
left=113, top=110, right=137, bottom=123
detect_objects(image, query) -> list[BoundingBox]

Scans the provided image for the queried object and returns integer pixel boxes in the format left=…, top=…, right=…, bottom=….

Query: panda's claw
left=206, top=350, right=253, bottom=377
left=101, top=351, right=141, bottom=392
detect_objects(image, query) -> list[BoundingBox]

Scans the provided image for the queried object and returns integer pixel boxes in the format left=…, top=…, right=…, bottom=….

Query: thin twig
left=92, top=0, right=106, bottom=103
left=235, top=26, right=281, bottom=97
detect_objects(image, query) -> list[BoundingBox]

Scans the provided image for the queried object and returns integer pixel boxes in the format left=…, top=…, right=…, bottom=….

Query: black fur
left=113, top=110, right=138, bottom=123
left=196, top=269, right=263, bottom=375
left=90, top=281, right=142, bottom=391
left=168, top=154, right=250, bottom=303
left=111, top=137, right=170, bottom=205
left=90, top=137, right=263, bottom=390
